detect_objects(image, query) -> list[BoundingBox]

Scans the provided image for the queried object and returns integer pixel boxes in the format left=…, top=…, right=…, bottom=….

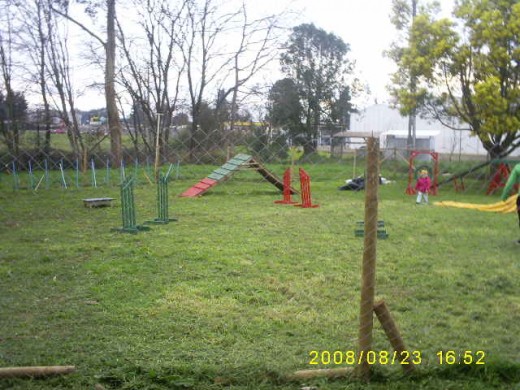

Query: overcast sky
left=73, top=0, right=456, bottom=111
left=261, top=0, right=457, bottom=106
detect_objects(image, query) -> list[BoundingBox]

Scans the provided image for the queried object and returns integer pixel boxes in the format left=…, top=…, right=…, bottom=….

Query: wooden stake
left=287, top=367, right=353, bottom=381
left=374, top=300, right=415, bottom=374
left=0, top=366, right=76, bottom=378
left=357, top=137, right=380, bottom=381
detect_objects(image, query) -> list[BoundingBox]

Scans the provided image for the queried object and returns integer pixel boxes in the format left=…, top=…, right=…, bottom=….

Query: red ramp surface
left=179, top=178, right=218, bottom=197
left=179, top=154, right=297, bottom=197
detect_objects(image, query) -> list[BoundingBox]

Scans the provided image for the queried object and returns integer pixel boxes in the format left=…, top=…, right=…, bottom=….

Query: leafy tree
left=247, top=125, right=288, bottom=162
left=329, top=86, right=355, bottom=129
left=388, top=0, right=418, bottom=149
left=279, top=23, right=355, bottom=155
left=267, top=78, right=302, bottom=141
left=389, top=0, right=520, bottom=158
left=0, top=90, right=27, bottom=155
left=0, top=0, right=25, bottom=156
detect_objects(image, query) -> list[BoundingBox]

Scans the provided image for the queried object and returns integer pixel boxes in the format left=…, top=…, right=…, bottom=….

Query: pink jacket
left=415, top=176, right=431, bottom=193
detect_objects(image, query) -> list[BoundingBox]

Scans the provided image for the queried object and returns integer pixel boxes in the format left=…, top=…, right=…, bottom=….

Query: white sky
left=73, top=0, right=457, bottom=111
left=261, top=0, right=457, bottom=105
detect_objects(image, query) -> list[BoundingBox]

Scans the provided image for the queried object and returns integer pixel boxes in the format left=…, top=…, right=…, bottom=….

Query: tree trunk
left=106, top=0, right=122, bottom=167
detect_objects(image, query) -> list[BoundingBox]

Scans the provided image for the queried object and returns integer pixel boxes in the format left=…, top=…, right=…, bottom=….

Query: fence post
left=356, top=137, right=379, bottom=381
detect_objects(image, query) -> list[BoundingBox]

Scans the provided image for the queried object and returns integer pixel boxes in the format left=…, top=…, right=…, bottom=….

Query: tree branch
left=50, top=6, right=105, bottom=48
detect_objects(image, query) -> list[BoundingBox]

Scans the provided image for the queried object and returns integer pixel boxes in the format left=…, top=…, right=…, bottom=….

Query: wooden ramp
left=179, top=154, right=297, bottom=197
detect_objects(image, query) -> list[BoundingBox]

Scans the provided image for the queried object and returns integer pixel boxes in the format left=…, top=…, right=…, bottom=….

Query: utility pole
left=407, top=0, right=418, bottom=152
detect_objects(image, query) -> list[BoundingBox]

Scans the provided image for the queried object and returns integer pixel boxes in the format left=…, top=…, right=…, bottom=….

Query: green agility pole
left=75, top=159, right=80, bottom=188
left=105, top=158, right=111, bottom=186
left=28, top=161, right=35, bottom=190
left=44, top=159, right=50, bottom=189
left=146, top=165, right=177, bottom=224
left=175, top=160, right=180, bottom=179
left=112, top=176, right=151, bottom=233
left=120, top=160, right=126, bottom=182
left=134, top=159, right=139, bottom=185
left=91, top=159, right=97, bottom=188
left=12, top=161, right=19, bottom=191
left=59, top=161, right=67, bottom=189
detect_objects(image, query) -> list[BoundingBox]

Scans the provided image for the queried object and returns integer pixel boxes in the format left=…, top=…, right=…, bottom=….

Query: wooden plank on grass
left=0, top=366, right=76, bottom=378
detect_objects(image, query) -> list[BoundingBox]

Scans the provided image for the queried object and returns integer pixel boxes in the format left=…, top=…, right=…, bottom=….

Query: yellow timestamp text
left=436, top=350, right=485, bottom=365
left=308, top=350, right=422, bottom=366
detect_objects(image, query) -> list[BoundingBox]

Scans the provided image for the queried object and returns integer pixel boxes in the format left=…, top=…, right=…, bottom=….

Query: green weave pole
left=112, top=176, right=151, bottom=233
left=146, top=170, right=177, bottom=224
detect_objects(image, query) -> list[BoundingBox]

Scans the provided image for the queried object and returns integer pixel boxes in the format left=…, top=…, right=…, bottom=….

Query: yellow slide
left=434, top=194, right=518, bottom=213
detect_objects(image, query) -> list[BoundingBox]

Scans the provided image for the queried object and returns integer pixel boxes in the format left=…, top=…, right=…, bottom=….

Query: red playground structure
left=405, top=150, right=439, bottom=196
left=486, top=162, right=520, bottom=195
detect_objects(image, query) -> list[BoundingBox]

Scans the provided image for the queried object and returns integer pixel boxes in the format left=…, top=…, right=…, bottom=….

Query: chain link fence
left=0, top=124, right=504, bottom=194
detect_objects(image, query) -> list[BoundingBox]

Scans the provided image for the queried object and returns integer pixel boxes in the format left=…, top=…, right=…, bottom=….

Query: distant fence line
left=1, top=158, right=182, bottom=192
left=2, top=138, right=515, bottom=194
left=1, top=143, right=493, bottom=172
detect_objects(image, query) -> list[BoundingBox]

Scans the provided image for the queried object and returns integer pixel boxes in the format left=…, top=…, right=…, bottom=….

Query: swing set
left=405, top=150, right=439, bottom=195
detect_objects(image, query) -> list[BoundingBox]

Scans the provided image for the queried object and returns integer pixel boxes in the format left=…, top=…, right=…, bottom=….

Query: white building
left=345, top=104, right=520, bottom=158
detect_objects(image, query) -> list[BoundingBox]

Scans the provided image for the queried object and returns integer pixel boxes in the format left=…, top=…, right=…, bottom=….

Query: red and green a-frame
left=179, top=154, right=297, bottom=197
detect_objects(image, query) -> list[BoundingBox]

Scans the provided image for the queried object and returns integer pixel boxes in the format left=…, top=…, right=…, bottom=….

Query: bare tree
left=181, top=0, right=229, bottom=161
left=44, top=6, right=87, bottom=167
left=215, top=1, right=282, bottom=156
left=117, top=0, right=186, bottom=161
left=15, top=0, right=55, bottom=155
left=181, top=0, right=285, bottom=162
left=52, top=0, right=123, bottom=167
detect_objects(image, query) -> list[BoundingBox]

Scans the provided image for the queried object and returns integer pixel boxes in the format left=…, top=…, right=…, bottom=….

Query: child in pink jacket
left=415, top=169, right=431, bottom=204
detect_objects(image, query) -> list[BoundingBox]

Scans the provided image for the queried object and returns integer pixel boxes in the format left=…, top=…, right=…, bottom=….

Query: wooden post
left=374, top=300, right=415, bottom=374
left=356, top=137, right=380, bottom=381
left=287, top=367, right=353, bottom=381
left=154, top=113, right=162, bottom=182
left=353, top=148, right=357, bottom=178
left=0, top=366, right=76, bottom=378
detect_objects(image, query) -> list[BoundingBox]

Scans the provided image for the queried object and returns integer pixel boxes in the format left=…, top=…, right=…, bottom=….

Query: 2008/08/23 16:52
left=308, top=350, right=486, bottom=365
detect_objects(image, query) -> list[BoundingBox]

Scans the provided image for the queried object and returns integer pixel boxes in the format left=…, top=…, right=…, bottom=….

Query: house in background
left=332, top=104, right=520, bottom=159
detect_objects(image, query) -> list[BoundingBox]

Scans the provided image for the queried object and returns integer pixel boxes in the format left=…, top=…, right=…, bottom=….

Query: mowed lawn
left=0, top=164, right=519, bottom=389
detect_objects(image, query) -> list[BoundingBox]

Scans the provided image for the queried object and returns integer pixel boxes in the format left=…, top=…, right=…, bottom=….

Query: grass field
left=1, top=163, right=519, bottom=389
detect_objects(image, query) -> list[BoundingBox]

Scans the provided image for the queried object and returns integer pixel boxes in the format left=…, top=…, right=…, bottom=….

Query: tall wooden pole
left=357, top=137, right=380, bottom=381
left=154, top=113, right=162, bottom=182
left=106, top=0, right=122, bottom=167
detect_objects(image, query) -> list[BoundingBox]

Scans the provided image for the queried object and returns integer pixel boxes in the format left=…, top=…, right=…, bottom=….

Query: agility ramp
left=434, top=194, right=518, bottom=213
left=179, top=154, right=298, bottom=197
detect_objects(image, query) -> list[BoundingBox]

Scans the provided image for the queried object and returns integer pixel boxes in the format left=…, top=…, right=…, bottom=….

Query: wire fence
left=0, top=126, right=514, bottom=195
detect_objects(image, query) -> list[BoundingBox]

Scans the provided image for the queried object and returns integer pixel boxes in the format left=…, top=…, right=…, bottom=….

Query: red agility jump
left=274, top=168, right=298, bottom=204
left=275, top=167, right=319, bottom=208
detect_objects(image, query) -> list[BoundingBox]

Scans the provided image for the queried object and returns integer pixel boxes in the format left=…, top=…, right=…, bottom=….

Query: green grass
left=1, top=163, right=519, bottom=389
